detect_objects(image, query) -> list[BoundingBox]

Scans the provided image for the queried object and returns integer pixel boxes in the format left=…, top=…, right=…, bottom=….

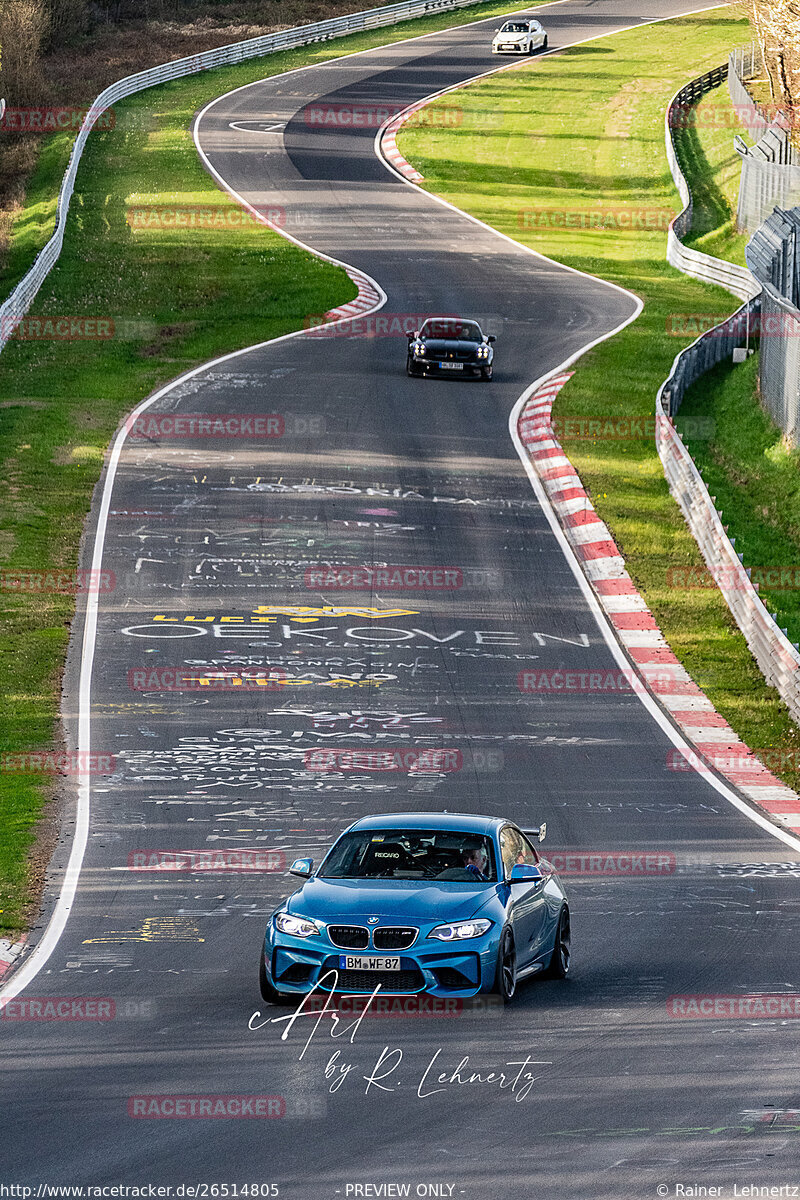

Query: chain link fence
left=730, top=43, right=800, bottom=233
left=746, top=206, right=800, bottom=446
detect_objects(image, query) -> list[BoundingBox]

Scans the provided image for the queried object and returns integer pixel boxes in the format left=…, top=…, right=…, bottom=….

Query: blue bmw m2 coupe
left=259, top=811, right=570, bottom=1004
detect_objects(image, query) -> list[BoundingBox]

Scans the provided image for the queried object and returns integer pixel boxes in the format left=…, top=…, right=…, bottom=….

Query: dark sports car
left=259, top=811, right=570, bottom=1005
left=406, top=317, right=495, bottom=381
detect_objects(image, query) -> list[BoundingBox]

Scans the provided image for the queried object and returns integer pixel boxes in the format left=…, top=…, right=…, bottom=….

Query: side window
left=499, top=827, right=514, bottom=878
left=500, top=826, right=539, bottom=877
left=516, top=831, right=540, bottom=866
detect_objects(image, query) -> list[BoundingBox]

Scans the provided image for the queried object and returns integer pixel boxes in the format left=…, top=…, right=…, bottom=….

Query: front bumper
left=263, top=929, right=499, bottom=998
left=413, top=359, right=487, bottom=377
left=492, top=43, right=528, bottom=53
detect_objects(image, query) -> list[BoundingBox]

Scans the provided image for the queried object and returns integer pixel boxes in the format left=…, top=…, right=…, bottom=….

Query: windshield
left=319, top=828, right=498, bottom=882
left=500, top=22, right=528, bottom=31
left=420, top=319, right=483, bottom=342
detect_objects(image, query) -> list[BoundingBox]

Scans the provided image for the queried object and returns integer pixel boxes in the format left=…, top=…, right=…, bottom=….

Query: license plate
left=438, top=361, right=463, bottom=370
left=339, top=955, right=401, bottom=971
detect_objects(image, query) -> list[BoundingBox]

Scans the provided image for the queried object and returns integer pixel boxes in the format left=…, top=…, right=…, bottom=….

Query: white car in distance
left=491, top=18, right=548, bottom=54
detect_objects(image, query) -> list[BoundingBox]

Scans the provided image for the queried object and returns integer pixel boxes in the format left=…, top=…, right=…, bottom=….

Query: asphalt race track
left=4, top=2, right=800, bottom=1196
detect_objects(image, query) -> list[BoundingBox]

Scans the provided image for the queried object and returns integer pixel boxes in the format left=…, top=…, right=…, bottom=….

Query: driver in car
left=463, top=845, right=489, bottom=881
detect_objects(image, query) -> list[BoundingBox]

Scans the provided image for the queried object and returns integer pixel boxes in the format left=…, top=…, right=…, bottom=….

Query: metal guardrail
left=658, top=299, right=760, bottom=418
left=665, top=67, right=759, bottom=301
left=657, top=68, right=800, bottom=728
left=655, top=403, right=800, bottom=726
left=0, top=0, right=486, bottom=355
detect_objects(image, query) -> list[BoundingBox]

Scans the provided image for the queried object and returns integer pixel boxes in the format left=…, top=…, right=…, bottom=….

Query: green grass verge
left=399, top=9, right=800, bottom=790
left=678, top=356, right=800, bottom=651
left=673, top=78, right=751, bottom=264
left=0, top=0, right=545, bottom=934
left=0, top=0, right=544, bottom=297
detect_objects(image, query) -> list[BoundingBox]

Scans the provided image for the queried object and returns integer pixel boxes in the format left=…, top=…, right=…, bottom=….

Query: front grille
left=330, top=968, right=424, bottom=993
left=373, top=927, right=417, bottom=950
left=328, top=925, right=369, bottom=950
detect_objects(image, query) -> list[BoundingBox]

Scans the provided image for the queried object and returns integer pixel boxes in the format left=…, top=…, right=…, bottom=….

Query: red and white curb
left=519, top=373, right=800, bottom=832
left=381, top=106, right=426, bottom=184
left=0, top=935, right=27, bottom=982
left=322, top=266, right=385, bottom=323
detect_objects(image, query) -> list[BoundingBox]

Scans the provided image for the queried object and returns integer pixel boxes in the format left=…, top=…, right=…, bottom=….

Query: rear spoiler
left=522, top=823, right=546, bottom=843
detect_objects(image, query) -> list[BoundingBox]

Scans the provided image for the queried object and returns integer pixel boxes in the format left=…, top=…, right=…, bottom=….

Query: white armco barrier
left=658, top=70, right=800, bottom=727
left=665, top=69, right=760, bottom=302
left=0, top=0, right=485, bottom=354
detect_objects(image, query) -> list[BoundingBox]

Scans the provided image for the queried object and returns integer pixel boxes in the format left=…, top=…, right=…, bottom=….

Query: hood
left=420, top=337, right=481, bottom=353
left=287, top=877, right=497, bottom=923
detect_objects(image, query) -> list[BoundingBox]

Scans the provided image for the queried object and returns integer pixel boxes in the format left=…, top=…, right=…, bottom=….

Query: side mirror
left=289, top=857, right=314, bottom=879
left=407, top=331, right=415, bottom=341
left=509, top=863, right=544, bottom=884
left=487, top=334, right=496, bottom=343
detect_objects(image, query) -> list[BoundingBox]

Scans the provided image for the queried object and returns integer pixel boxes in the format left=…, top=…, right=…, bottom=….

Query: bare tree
left=44, top=0, right=89, bottom=46
left=0, top=0, right=48, bottom=104
left=741, top=0, right=800, bottom=111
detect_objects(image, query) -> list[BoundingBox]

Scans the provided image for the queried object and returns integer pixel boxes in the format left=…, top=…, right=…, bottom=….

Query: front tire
left=481, top=365, right=493, bottom=382
left=407, top=356, right=421, bottom=377
left=259, top=952, right=291, bottom=1004
left=542, top=906, right=570, bottom=979
left=542, top=34, right=548, bottom=49
left=494, top=927, right=517, bottom=1002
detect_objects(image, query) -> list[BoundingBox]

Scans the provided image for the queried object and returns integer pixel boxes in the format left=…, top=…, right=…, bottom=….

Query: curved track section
left=4, top=4, right=800, bottom=1198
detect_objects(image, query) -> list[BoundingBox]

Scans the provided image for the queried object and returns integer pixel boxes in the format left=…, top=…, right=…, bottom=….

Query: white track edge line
left=0, top=116, right=395, bottom=1004
left=2, top=0, right=773, bottom=1002
left=371, top=5, right=800, bottom=853
left=185, top=0, right=574, bottom=120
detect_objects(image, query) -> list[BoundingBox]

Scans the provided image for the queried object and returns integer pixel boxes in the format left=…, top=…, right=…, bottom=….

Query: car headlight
left=275, top=912, right=320, bottom=938
left=476, top=345, right=490, bottom=359
left=428, top=919, right=492, bottom=942
left=412, top=342, right=426, bottom=357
